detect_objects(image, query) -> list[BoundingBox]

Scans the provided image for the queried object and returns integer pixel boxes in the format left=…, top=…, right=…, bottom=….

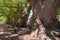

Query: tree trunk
left=27, top=0, right=60, bottom=40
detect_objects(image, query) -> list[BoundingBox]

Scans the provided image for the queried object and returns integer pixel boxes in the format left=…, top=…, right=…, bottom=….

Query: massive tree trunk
left=0, top=0, right=60, bottom=40
left=27, top=0, right=60, bottom=40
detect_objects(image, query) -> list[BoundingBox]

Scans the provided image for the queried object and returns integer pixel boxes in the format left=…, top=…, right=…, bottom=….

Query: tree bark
left=27, top=0, right=60, bottom=40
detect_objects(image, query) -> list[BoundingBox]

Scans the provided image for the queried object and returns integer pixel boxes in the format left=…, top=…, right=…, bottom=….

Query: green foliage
left=0, top=0, right=28, bottom=24
left=57, top=8, right=60, bottom=21
left=57, top=8, right=60, bottom=15
left=0, top=16, right=6, bottom=24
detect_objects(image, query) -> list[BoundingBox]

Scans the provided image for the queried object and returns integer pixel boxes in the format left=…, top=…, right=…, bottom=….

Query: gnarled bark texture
left=27, top=0, right=60, bottom=40
left=0, top=0, right=60, bottom=40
